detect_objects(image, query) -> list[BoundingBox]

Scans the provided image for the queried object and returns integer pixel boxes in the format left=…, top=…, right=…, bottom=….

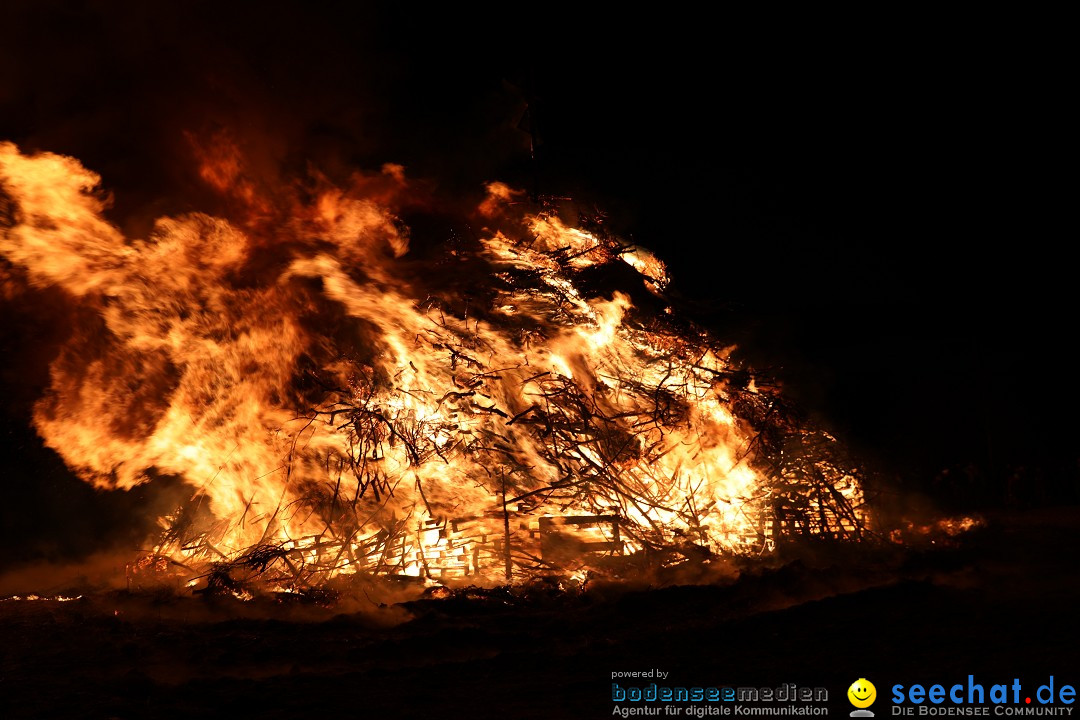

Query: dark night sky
left=0, top=3, right=1074, bottom=565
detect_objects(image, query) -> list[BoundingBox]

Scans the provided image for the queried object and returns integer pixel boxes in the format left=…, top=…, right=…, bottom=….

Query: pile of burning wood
left=0, top=143, right=871, bottom=596
left=140, top=215, right=870, bottom=594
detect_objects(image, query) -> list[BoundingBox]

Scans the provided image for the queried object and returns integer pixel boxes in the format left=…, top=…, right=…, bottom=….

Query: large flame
left=0, top=141, right=868, bottom=589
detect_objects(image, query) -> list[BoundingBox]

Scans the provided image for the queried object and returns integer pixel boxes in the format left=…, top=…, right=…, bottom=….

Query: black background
left=0, top=2, right=1074, bottom=566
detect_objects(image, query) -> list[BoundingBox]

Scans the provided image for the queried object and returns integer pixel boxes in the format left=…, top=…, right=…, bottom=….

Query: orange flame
left=0, top=141, right=870, bottom=588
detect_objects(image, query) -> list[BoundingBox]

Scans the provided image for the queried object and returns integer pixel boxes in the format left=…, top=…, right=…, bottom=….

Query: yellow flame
left=0, top=142, right=870, bottom=587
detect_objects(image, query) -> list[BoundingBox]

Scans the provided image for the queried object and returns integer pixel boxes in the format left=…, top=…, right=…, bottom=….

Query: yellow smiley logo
left=848, top=679, right=877, bottom=708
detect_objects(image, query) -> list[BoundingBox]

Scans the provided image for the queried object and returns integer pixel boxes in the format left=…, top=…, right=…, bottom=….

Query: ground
left=1, top=507, right=1077, bottom=719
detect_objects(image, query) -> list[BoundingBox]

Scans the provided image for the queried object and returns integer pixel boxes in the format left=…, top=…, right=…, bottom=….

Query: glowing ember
left=889, top=515, right=985, bottom=545
left=0, top=141, right=871, bottom=591
left=1, top=595, right=82, bottom=603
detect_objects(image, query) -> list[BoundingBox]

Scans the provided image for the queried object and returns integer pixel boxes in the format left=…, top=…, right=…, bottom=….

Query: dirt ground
left=2, top=507, right=1077, bottom=719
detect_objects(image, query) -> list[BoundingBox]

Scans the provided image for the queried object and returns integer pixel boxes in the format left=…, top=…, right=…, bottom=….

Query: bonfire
left=0, top=140, right=871, bottom=596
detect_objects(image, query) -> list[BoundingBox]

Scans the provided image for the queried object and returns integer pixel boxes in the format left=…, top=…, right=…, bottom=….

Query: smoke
left=0, top=549, right=136, bottom=596
left=0, top=2, right=532, bottom=227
